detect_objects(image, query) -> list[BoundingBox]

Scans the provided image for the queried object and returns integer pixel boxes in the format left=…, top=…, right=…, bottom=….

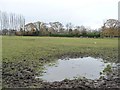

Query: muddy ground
left=2, top=54, right=120, bottom=89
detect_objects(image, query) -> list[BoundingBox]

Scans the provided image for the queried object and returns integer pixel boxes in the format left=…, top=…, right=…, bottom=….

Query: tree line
left=21, top=19, right=119, bottom=38
left=0, top=11, right=119, bottom=38
left=20, top=22, right=101, bottom=38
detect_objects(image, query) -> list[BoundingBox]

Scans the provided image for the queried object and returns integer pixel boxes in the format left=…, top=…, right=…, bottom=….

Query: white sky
left=0, top=0, right=119, bottom=29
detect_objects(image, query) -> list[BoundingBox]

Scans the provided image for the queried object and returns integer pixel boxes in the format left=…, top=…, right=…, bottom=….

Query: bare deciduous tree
left=49, top=22, right=63, bottom=33
left=66, top=23, right=73, bottom=31
left=101, top=19, right=119, bottom=37
left=0, top=11, right=25, bottom=35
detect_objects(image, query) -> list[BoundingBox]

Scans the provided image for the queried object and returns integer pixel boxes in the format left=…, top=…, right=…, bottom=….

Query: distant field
left=2, top=36, right=118, bottom=62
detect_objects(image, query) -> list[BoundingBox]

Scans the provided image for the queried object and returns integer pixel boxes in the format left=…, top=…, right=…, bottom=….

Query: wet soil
left=2, top=62, right=120, bottom=89
left=2, top=54, right=120, bottom=89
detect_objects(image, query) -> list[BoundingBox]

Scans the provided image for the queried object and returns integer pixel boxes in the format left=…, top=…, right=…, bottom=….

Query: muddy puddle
left=36, top=57, right=116, bottom=82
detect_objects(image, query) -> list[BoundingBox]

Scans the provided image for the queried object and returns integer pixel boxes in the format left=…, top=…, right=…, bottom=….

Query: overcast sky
left=0, top=0, right=119, bottom=29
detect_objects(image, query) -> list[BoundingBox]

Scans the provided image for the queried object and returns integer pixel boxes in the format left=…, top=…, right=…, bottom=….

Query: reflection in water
left=36, top=57, right=113, bottom=82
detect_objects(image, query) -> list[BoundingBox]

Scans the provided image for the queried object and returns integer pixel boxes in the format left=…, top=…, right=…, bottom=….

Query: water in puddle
left=36, top=57, right=113, bottom=82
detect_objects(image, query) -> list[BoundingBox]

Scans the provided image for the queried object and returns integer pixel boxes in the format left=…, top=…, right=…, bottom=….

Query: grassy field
left=2, top=36, right=119, bottom=88
left=2, top=36, right=118, bottom=62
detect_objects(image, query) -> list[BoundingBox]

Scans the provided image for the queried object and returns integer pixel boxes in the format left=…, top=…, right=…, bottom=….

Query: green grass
left=2, top=36, right=118, bottom=62
left=2, top=36, right=119, bottom=88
